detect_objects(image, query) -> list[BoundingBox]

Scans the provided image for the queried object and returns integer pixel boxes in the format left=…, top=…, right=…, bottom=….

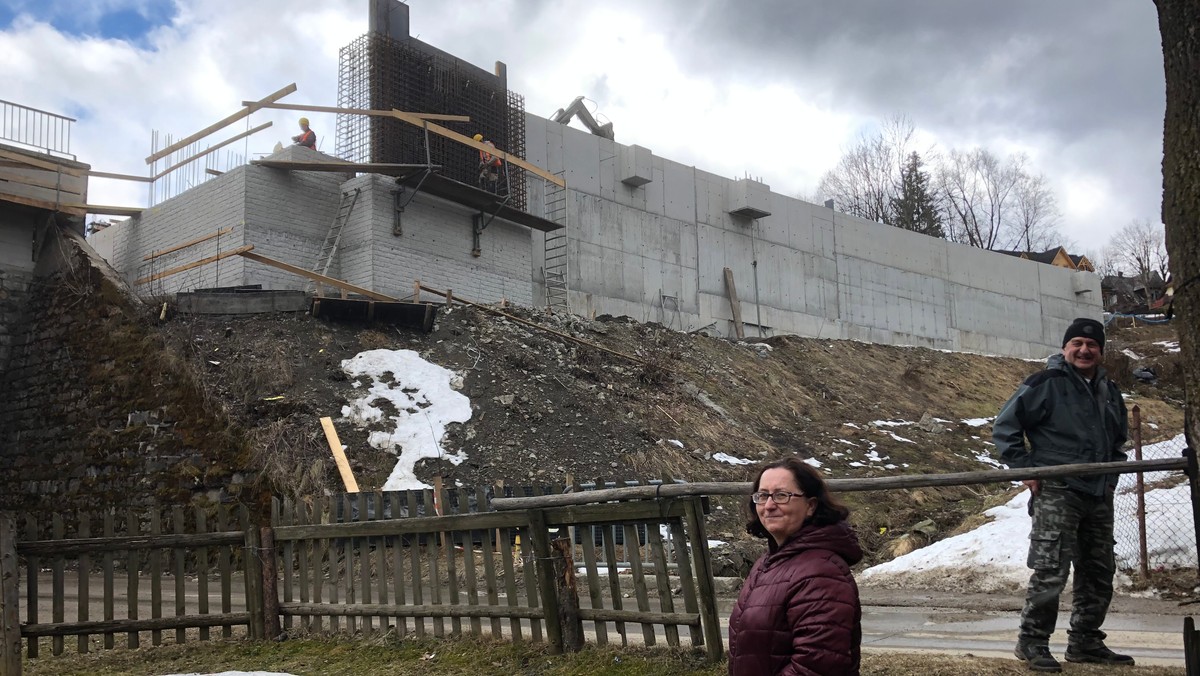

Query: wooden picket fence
left=0, top=486, right=722, bottom=675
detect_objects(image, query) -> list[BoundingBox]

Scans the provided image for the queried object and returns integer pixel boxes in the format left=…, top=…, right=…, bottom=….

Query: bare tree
left=938, top=149, right=1063, bottom=251
left=1104, top=218, right=1169, bottom=296
left=1154, top=0, right=1199, bottom=455
left=1081, top=248, right=1115, bottom=276
left=818, top=115, right=916, bottom=223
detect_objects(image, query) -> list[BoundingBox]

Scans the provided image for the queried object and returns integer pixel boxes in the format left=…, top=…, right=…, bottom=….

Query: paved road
left=20, top=574, right=1191, bottom=666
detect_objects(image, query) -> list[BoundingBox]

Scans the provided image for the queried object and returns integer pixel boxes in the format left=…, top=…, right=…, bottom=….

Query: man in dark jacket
left=993, top=317, right=1131, bottom=672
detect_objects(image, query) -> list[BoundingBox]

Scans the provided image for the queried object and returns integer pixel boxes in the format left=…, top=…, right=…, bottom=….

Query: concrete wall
left=523, top=114, right=1101, bottom=357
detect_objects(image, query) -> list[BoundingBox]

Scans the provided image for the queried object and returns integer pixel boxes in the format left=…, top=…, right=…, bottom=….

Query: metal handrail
left=0, top=98, right=75, bottom=158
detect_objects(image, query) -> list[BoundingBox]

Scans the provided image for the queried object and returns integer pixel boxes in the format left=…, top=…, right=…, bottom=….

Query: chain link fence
left=1112, top=407, right=1194, bottom=576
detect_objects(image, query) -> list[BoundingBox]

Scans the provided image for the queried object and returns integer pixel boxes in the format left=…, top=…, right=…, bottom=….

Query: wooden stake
left=413, top=280, right=421, bottom=303
left=319, top=417, right=359, bottom=493
left=723, top=267, right=745, bottom=340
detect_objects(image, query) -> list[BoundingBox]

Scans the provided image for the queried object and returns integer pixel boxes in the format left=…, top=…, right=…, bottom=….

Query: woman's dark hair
left=745, top=457, right=850, bottom=539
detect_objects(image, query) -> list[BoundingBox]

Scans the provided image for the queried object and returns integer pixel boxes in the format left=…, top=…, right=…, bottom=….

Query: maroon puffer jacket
left=727, top=520, right=863, bottom=676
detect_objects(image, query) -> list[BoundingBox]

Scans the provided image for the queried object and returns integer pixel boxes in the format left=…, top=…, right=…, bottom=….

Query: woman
left=727, top=458, right=863, bottom=676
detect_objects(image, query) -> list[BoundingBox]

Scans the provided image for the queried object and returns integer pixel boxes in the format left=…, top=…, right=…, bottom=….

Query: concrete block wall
left=524, top=113, right=1102, bottom=357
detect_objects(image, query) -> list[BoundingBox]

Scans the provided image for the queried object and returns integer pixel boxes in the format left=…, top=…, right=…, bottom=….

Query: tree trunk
left=1156, top=0, right=1200, bottom=455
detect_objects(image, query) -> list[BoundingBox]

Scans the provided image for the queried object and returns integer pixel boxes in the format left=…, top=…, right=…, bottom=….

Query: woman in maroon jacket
left=727, top=458, right=863, bottom=676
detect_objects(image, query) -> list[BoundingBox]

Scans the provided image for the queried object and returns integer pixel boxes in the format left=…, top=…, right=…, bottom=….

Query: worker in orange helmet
left=473, top=133, right=504, bottom=195
left=292, top=117, right=316, bottom=149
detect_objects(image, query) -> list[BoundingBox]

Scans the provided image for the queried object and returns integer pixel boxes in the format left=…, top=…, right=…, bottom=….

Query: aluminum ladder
left=542, top=174, right=570, bottom=313
left=311, top=188, right=360, bottom=294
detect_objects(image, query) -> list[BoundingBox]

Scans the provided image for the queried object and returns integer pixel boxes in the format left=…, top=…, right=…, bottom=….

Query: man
left=994, top=317, right=1131, bottom=672
left=292, top=117, right=316, bottom=149
left=473, top=133, right=504, bottom=194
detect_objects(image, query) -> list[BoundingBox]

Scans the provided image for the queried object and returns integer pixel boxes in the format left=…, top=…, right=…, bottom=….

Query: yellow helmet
left=299, top=117, right=310, bottom=126
left=473, top=133, right=483, bottom=142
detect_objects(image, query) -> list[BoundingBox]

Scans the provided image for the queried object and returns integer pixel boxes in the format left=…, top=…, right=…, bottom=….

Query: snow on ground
left=1154, top=340, right=1181, bottom=353
left=1122, top=348, right=1144, bottom=360
left=163, top=673, right=296, bottom=676
left=340, top=349, right=472, bottom=490
left=713, top=452, right=753, bottom=465
left=962, top=417, right=992, bottom=427
left=861, top=434, right=1193, bottom=593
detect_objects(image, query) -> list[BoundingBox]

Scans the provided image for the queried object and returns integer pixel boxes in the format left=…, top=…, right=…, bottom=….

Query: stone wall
left=0, top=227, right=250, bottom=512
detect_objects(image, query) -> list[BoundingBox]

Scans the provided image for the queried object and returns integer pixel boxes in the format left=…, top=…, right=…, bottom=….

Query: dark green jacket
left=993, top=353, right=1128, bottom=496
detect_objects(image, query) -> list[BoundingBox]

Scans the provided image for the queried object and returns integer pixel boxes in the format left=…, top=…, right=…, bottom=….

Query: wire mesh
left=336, top=32, right=527, bottom=211
left=1112, top=427, right=1194, bottom=573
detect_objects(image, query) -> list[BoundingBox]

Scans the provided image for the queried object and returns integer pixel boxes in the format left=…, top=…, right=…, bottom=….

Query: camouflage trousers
left=1019, top=481, right=1115, bottom=648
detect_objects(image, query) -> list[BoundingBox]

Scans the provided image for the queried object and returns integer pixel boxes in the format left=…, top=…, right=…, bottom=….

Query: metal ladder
left=311, top=188, right=360, bottom=293
left=542, top=174, right=570, bottom=313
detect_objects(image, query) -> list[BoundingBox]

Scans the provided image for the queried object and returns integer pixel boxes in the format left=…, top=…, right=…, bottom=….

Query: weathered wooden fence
left=0, top=486, right=721, bottom=675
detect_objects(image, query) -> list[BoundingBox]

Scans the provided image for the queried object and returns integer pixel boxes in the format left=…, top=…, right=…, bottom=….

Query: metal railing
left=0, top=99, right=75, bottom=158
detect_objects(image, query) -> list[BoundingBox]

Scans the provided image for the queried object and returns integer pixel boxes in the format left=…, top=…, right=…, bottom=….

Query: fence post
left=550, top=537, right=584, bottom=652
left=1184, top=616, right=1199, bottom=676
left=1, top=513, right=20, bottom=676
left=684, top=497, right=724, bottom=661
left=1185, top=447, right=1200, bottom=580
left=260, top=526, right=280, bottom=640
left=527, top=509, right=563, bottom=653
left=243, top=526, right=265, bottom=640
left=1132, top=406, right=1149, bottom=579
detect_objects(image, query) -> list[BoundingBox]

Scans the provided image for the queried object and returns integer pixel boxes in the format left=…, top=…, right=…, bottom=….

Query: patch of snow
left=163, top=673, right=297, bottom=676
left=835, top=439, right=858, bottom=447
left=848, top=462, right=865, bottom=468
left=708, top=540, right=727, bottom=548
left=883, top=464, right=897, bottom=469
left=872, top=419, right=913, bottom=427
left=962, top=417, right=992, bottom=427
left=830, top=452, right=845, bottom=458
left=341, top=349, right=472, bottom=490
left=843, top=422, right=861, bottom=429
left=803, top=457, right=823, bottom=468
left=667, top=439, right=684, bottom=448
left=1147, top=422, right=1159, bottom=430
left=713, top=452, right=753, bottom=465
left=1154, top=340, right=1181, bottom=353
left=974, top=452, right=1002, bottom=468
left=1122, top=349, right=1143, bottom=360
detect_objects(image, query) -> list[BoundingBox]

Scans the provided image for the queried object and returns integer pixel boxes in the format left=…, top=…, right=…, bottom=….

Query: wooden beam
left=1, top=513, right=19, bottom=676
left=0, top=192, right=86, bottom=217
left=0, top=148, right=84, bottom=177
left=245, top=101, right=470, bottom=122
left=251, top=159, right=436, bottom=175
left=135, top=244, right=253, bottom=285
left=143, top=227, right=234, bottom=261
left=320, top=417, right=359, bottom=493
left=87, top=170, right=152, bottom=183
left=0, top=169, right=85, bottom=195
left=389, top=110, right=567, bottom=188
left=145, top=83, right=296, bottom=164
left=237, top=250, right=397, bottom=301
left=723, top=267, right=745, bottom=340
left=151, top=122, right=273, bottom=180
left=73, top=204, right=143, bottom=217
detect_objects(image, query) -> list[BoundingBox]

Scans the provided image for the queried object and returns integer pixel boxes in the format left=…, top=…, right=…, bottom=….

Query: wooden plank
left=239, top=250, right=397, bottom=301
left=669, top=517, right=703, bottom=648
left=342, top=495, right=357, bottom=635
left=124, top=510, right=138, bottom=649
left=280, top=499, right=294, bottom=633
left=0, top=513, right=20, bottom=675
left=577, top=498, right=607, bottom=646
left=173, top=507, right=186, bottom=645
left=77, top=513, right=91, bottom=653
left=357, top=494, right=372, bottom=636
left=279, top=603, right=542, bottom=620
left=0, top=168, right=86, bottom=195
left=0, top=148, right=83, bottom=176
left=498, top=516, right=522, bottom=641
left=622, top=523, right=654, bottom=646
left=685, top=498, right=723, bottom=661
left=143, top=227, right=234, bottom=261
left=475, top=486, right=501, bottom=639
left=196, top=507, right=210, bottom=642
left=24, top=515, right=38, bottom=658
left=576, top=608, right=699, bottom=625
left=444, top=489, right=462, bottom=638
left=251, top=159, right=437, bottom=174
left=723, top=268, right=745, bottom=341
left=146, top=83, right=296, bottom=164
left=372, top=492, right=388, bottom=635
left=243, top=524, right=264, bottom=640
left=51, top=514, right=64, bottom=656
left=646, top=520, right=679, bottom=646
left=216, top=505, right=232, bottom=639
left=86, top=170, right=152, bottom=182
left=21, top=613, right=252, bottom=637
left=76, top=204, right=142, bottom=217
left=425, top=489, right=443, bottom=638
left=0, top=191, right=86, bottom=217
left=528, top=509, right=563, bottom=652
left=293, top=500, right=308, bottom=633
left=260, top=527, right=280, bottom=640
left=388, top=493, right=406, bottom=636
left=272, top=511, right=528, bottom=542
left=135, top=244, right=254, bottom=286
left=102, top=511, right=115, bottom=649
left=152, top=122, right=272, bottom=180
left=247, top=101, right=471, bottom=122
left=460, top=488, right=481, bottom=637
left=150, top=510, right=162, bottom=646
left=19, top=531, right=243, bottom=557
left=406, top=491, right=424, bottom=638
left=390, top=110, right=566, bottom=187
left=320, top=417, right=359, bottom=492
left=325, top=496, right=340, bottom=633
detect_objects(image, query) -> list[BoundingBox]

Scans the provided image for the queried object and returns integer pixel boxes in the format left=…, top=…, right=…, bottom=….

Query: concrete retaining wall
left=523, top=114, right=1101, bottom=357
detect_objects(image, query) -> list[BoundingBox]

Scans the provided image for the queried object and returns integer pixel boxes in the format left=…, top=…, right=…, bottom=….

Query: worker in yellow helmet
left=292, top=117, right=316, bottom=149
left=473, top=132, right=504, bottom=194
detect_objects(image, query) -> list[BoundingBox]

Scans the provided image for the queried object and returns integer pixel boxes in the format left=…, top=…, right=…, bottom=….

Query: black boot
left=1014, top=643, right=1062, bottom=672
left=1064, top=642, right=1135, bottom=665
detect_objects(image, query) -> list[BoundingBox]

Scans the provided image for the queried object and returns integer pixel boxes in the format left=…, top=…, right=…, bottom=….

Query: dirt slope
left=160, top=304, right=1184, bottom=568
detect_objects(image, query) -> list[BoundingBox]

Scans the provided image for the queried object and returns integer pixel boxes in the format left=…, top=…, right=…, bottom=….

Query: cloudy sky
left=0, top=0, right=1167, bottom=251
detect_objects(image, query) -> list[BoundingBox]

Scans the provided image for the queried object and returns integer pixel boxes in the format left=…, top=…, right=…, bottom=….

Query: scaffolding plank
left=152, top=122, right=273, bottom=180
left=143, top=227, right=234, bottom=261
left=145, top=83, right=296, bottom=164
left=136, top=245, right=253, bottom=285
left=251, top=160, right=434, bottom=177
left=237, top=250, right=397, bottom=301
left=246, top=102, right=469, bottom=122
left=395, top=172, right=562, bottom=233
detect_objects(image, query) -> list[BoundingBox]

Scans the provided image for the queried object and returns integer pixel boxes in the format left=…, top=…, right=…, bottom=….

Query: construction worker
left=292, top=117, right=316, bottom=149
left=473, top=133, right=505, bottom=195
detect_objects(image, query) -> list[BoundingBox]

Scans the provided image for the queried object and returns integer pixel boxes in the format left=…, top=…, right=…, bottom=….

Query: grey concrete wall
left=524, top=113, right=1101, bottom=357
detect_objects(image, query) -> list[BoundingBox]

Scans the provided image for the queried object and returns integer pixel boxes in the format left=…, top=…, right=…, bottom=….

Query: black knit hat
left=1062, top=317, right=1105, bottom=351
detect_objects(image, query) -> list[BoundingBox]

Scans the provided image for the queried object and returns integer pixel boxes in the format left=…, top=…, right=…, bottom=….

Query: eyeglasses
left=751, top=490, right=805, bottom=504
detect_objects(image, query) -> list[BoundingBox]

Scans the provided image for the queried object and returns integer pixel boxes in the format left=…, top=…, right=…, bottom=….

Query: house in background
left=995, top=246, right=1095, bottom=272
left=1101, top=270, right=1167, bottom=313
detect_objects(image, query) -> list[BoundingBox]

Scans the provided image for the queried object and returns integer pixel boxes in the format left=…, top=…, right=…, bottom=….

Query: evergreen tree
left=888, top=152, right=945, bottom=238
